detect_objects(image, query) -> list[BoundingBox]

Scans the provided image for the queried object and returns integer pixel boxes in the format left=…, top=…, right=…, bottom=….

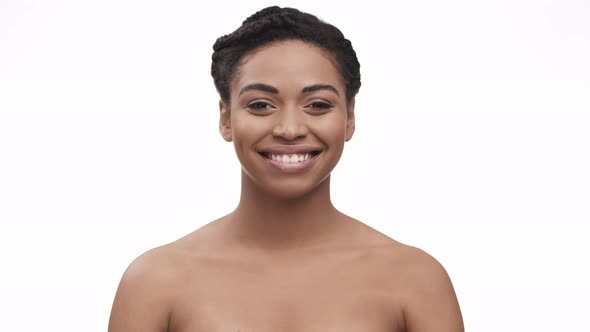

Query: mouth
left=258, top=150, right=322, bottom=163
left=257, top=150, right=323, bottom=173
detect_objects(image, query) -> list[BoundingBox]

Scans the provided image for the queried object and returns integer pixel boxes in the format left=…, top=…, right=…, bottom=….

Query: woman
left=108, top=6, right=463, bottom=332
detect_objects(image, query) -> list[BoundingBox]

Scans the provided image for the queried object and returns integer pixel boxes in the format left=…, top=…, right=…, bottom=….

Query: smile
left=259, top=151, right=320, bottom=163
left=258, top=151, right=322, bottom=173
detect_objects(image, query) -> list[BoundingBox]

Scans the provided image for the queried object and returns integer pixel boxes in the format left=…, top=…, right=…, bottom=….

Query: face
left=219, top=40, right=355, bottom=199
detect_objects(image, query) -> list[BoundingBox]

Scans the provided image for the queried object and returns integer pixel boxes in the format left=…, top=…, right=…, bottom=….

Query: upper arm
left=108, top=249, right=176, bottom=332
left=402, top=249, right=464, bottom=332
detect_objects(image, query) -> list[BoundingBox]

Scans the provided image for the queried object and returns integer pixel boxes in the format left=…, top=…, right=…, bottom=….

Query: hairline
left=227, top=38, right=352, bottom=108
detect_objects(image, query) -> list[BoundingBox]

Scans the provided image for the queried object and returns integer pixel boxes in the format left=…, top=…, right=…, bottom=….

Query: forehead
left=231, top=40, right=344, bottom=96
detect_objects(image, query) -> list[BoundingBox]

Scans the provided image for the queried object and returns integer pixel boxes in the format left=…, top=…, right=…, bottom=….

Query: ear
left=219, top=100, right=232, bottom=142
left=345, top=98, right=356, bottom=142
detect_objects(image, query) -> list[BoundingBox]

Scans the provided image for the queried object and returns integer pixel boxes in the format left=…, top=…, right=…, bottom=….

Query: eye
left=246, top=101, right=275, bottom=115
left=246, top=101, right=274, bottom=111
left=306, top=101, right=334, bottom=111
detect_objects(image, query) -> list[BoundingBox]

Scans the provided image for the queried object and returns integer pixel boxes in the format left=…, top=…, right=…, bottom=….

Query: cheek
left=310, top=114, right=348, bottom=141
left=231, top=112, right=270, bottom=134
left=230, top=113, right=269, bottom=155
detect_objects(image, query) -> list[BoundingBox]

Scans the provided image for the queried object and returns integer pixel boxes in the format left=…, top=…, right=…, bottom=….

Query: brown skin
left=108, top=40, right=464, bottom=332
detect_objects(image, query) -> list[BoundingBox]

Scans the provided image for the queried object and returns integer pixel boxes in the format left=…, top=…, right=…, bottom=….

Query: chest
left=168, top=254, right=405, bottom=332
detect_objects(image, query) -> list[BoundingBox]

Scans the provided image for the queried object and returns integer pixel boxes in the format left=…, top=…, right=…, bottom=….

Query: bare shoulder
left=337, top=219, right=463, bottom=331
left=386, top=244, right=450, bottom=276
left=108, top=244, right=185, bottom=332
left=381, top=244, right=464, bottom=332
left=108, top=218, right=226, bottom=332
left=387, top=245, right=457, bottom=296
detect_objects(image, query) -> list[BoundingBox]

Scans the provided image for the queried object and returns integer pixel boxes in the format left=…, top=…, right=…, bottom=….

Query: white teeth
left=268, top=153, right=314, bottom=163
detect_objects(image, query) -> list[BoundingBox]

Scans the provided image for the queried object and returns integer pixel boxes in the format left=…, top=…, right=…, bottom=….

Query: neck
left=225, top=170, right=342, bottom=252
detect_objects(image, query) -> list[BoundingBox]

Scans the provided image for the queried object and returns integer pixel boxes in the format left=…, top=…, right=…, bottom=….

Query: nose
left=272, top=105, right=308, bottom=140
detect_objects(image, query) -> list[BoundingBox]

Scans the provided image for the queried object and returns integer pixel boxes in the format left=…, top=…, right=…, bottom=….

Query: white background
left=1, top=0, right=589, bottom=331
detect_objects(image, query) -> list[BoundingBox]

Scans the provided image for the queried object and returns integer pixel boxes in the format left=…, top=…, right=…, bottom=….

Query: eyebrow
left=239, top=83, right=279, bottom=96
left=302, top=84, right=340, bottom=96
left=239, top=83, right=340, bottom=97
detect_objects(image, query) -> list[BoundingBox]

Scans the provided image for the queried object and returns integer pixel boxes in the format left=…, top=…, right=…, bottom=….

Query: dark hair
left=211, top=6, right=361, bottom=107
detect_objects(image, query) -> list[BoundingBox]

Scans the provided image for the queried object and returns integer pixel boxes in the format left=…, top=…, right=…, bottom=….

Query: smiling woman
left=108, top=6, right=463, bottom=332
left=221, top=39, right=353, bottom=199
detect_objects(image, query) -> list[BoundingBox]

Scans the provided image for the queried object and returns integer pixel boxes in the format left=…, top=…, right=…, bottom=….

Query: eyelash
left=246, top=101, right=333, bottom=111
left=247, top=102, right=273, bottom=110
left=306, top=102, right=333, bottom=110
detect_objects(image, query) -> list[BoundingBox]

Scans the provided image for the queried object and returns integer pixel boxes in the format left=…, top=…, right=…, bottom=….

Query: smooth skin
left=108, top=40, right=464, bottom=332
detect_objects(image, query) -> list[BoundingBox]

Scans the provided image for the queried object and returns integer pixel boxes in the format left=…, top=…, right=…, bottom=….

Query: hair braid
left=211, top=6, right=361, bottom=106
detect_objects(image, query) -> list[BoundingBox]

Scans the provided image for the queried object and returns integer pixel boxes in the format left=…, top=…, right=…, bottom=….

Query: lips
left=255, top=145, right=324, bottom=173
left=257, top=145, right=324, bottom=157
left=258, top=150, right=321, bottom=160
left=258, top=150, right=322, bottom=173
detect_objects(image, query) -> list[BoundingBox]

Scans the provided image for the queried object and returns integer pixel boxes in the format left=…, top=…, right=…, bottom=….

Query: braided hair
left=211, top=6, right=361, bottom=107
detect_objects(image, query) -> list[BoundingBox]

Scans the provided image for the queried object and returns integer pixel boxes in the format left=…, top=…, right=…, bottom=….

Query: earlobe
left=219, top=100, right=233, bottom=142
